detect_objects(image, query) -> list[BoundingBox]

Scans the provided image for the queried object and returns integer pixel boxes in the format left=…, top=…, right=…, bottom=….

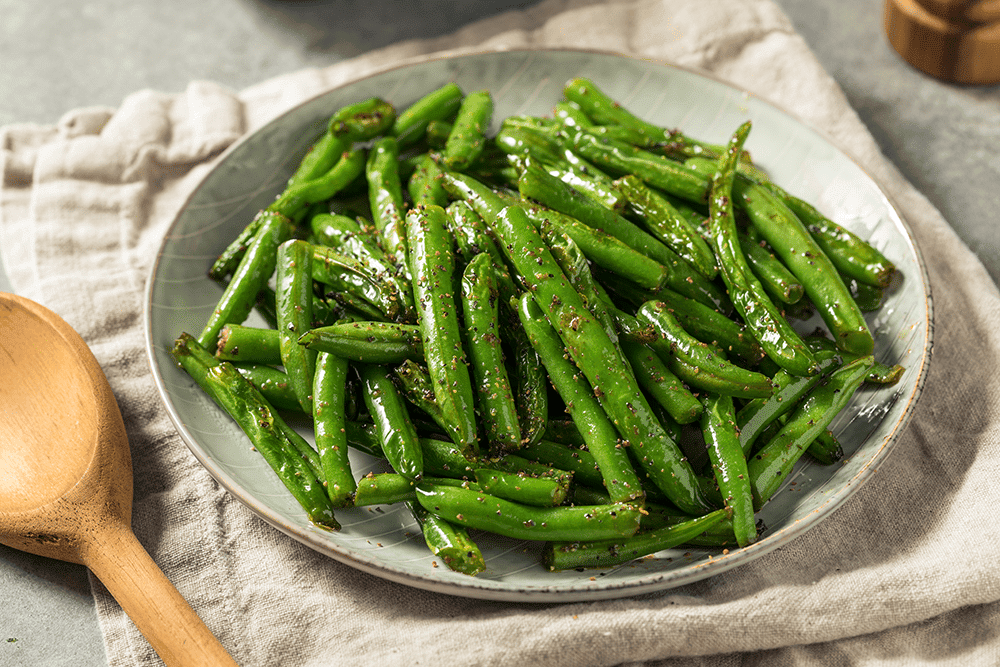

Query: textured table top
left=1, top=1, right=997, bottom=665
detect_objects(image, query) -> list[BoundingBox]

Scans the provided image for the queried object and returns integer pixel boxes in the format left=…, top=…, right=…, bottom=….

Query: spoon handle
left=82, top=519, right=239, bottom=666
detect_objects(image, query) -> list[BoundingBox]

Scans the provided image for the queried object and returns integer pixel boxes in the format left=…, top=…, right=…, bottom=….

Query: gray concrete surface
left=1, top=1, right=998, bottom=665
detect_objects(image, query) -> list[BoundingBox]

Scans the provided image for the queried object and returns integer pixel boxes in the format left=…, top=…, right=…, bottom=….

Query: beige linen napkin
left=4, top=0, right=1000, bottom=665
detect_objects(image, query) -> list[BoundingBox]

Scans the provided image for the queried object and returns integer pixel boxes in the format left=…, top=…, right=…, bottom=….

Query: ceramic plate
left=145, top=48, right=933, bottom=602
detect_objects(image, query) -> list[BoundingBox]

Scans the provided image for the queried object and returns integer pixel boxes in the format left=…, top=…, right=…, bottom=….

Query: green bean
left=496, top=124, right=568, bottom=166
left=620, top=338, right=703, bottom=424
left=198, top=212, right=292, bottom=350
left=360, top=363, right=423, bottom=479
left=489, top=205, right=711, bottom=514
left=474, top=468, right=570, bottom=507
left=703, top=121, right=820, bottom=378
left=643, top=286, right=764, bottom=366
left=637, top=301, right=773, bottom=399
left=510, top=318, right=548, bottom=448
left=288, top=97, right=392, bottom=189
left=736, top=345, right=842, bottom=454
left=763, top=183, right=896, bottom=288
left=408, top=152, right=449, bottom=208
left=728, top=174, right=874, bottom=357
left=807, top=429, right=843, bottom=465
left=538, top=419, right=587, bottom=447
left=418, top=436, right=477, bottom=478
left=208, top=212, right=269, bottom=282
left=517, top=439, right=606, bottom=491
left=639, top=506, right=746, bottom=547
left=738, top=232, right=804, bottom=305
left=518, top=197, right=669, bottom=291
left=268, top=148, right=366, bottom=220
left=615, top=174, right=718, bottom=280
left=531, top=156, right=625, bottom=211
left=539, top=222, right=621, bottom=345
left=309, top=211, right=361, bottom=247
left=516, top=292, right=644, bottom=503
left=406, top=204, right=478, bottom=457
left=313, top=351, right=355, bottom=506
left=353, top=473, right=417, bottom=506
left=231, top=363, right=301, bottom=412
left=392, top=82, right=464, bottom=148
left=517, top=160, right=674, bottom=273
left=552, top=100, right=593, bottom=128
left=415, top=483, right=642, bottom=542
left=563, top=126, right=711, bottom=204
left=561, top=77, right=679, bottom=147
left=172, top=334, right=338, bottom=529
left=446, top=200, right=493, bottom=265
left=365, top=136, right=409, bottom=267
left=486, top=454, right=575, bottom=485
left=845, top=274, right=885, bottom=312
left=310, top=212, right=415, bottom=320
left=287, top=131, right=348, bottom=189
left=701, top=394, right=755, bottom=547
left=325, top=288, right=387, bottom=322
left=211, top=99, right=391, bottom=278
left=543, top=508, right=728, bottom=571
left=390, top=359, right=454, bottom=440
left=443, top=89, right=493, bottom=171
left=868, top=360, right=905, bottom=386
left=311, top=244, right=405, bottom=321
left=327, top=97, right=396, bottom=141
left=749, top=354, right=874, bottom=508
left=408, top=501, right=486, bottom=576
left=298, top=321, right=423, bottom=364
left=424, top=119, right=453, bottom=148
left=217, top=324, right=282, bottom=365
left=516, top=159, right=727, bottom=310
left=497, top=125, right=622, bottom=208
left=461, top=253, right=521, bottom=453
left=275, top=239, right=318, bottom=414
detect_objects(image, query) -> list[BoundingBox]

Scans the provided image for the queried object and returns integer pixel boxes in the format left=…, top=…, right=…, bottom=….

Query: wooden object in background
left=885, top=0, right=1000, bottom=83
left=0, top=293, right=238, bottom=667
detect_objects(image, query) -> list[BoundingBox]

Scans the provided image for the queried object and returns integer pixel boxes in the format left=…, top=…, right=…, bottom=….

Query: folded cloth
left=3, top=0, right=999, bottom=665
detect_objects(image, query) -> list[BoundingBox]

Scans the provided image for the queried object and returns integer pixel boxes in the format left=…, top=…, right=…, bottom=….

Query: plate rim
left=143, top=45, right=934, bottom=602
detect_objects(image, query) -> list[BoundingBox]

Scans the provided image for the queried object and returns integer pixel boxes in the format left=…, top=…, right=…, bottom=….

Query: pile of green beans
left=171, top=76, right=901, bottom=575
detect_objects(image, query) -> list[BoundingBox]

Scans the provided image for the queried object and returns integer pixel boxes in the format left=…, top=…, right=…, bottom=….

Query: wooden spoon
left=0, top=293, right=238, bottom=666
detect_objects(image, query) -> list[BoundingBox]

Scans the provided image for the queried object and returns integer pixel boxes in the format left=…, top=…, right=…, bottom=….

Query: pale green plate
left=145, top=48, right=932, bottom=602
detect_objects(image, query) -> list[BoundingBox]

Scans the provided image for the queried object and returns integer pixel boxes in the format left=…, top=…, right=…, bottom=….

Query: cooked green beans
left=415, top=482, right=642, bottom=542
left=701, top=394, right=755, bottom=547
left=749, top=354, right=874, bottom=508
left=298, top=321, right=423, bottom=364
left=275, top=239, right=318, bottom=414
left=544, top=508, right=728, bottom=571
left=406, top=204, right=478, bottom=457
left=178, top=79, right=903, bottom=576
left=731, top=172, right=875, bottom=357
left=198, top=213, right=292, bottom=350
left=443, top=89, right=493, bottom=171
left=636, top=301, right=773, bottom=399
left=360, top=363, right=423, bottom=480
left=488, top=205, right=712, bottom=515
left=313, top=351, right=355, bottom=506
left=461, top=253, right=521, bottom=453
left=705, top=121, right=818, bottom=377
left=217, top=324, right=282, bottom=365
left=516, top=293, right=644, bottom=503
left=172, top=334, right=338, bottom=529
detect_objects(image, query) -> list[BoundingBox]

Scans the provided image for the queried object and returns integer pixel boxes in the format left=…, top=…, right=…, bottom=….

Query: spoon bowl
left=0, top=292, right=237, bottom=666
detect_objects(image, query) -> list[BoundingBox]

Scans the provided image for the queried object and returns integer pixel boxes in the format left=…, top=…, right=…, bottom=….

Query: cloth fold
left=3, top=0, right=999, bottom=665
